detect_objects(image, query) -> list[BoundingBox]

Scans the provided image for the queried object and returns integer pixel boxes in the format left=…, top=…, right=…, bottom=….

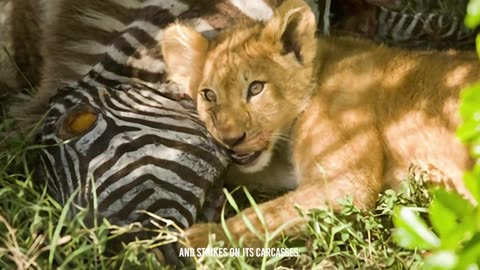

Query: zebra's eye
left=247, top=81, right=265, bottom=100
left=201, top=89, right=217, bottom=103
left=58, top=106, right=98, bottom=140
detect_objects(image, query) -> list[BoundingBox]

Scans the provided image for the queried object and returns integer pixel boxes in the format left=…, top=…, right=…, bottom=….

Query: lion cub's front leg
left=186, top=95, right=384, bottom=249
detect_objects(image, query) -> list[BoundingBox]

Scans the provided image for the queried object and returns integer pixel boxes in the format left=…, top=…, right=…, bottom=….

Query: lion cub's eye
left=247, top=81, right=265, bottom=100
left=201, top=89, right=217, bottom=103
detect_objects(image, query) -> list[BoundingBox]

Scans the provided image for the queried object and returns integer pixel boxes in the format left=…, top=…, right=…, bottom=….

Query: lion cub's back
left=378, top=48, right=480, bottom=197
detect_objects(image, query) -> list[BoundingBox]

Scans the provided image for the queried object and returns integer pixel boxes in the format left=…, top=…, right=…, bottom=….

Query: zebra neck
left=77, top=0, right=278, bottom=90
left=77, top=0, right=200, bottom=90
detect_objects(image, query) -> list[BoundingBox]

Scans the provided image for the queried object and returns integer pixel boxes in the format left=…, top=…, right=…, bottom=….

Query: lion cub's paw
left=184, top=222, right=229, bottom=249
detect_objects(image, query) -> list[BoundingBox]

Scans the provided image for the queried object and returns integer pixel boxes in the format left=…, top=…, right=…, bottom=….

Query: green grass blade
left=48, top=188, right=79, bottom=266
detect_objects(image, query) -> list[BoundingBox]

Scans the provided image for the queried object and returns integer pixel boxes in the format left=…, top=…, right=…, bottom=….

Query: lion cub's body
left=225, top=35, right=478, bottom=200
left=307, top=37, right=477, bottom=197
left=163, top=0, right=480, bottom=248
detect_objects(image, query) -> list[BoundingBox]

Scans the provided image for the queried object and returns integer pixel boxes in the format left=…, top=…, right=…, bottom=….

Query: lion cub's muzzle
left=219, top=132, right=268, bottom=166
left=213, top=120, right=269, bottom=167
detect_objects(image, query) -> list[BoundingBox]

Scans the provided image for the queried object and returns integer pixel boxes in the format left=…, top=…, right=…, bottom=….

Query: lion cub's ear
left=261, top=0, right=317, bottom=65
left=161, top=24, right=209, bottom=100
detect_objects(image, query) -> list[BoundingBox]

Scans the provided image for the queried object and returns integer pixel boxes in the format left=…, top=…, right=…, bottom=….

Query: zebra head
left=36, top=82, right=230, bottom=229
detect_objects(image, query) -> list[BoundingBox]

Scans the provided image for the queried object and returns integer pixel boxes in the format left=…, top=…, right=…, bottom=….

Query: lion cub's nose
left=222, top=132, right=247, bottom=148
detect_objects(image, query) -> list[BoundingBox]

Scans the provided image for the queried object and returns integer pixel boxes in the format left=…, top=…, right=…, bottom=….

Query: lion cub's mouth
left=225, top=134, right=272, bottom=170
left=227, top=137, right=274, bottom=173
left=230, top=149, right=265, bottom=165
left=230, top=140, right=268, bottom=166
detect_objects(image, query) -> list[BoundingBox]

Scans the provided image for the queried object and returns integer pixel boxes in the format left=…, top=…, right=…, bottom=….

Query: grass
left=0, top=108, right=431, bottom=269
left=207, top=173, right=430, bottom=270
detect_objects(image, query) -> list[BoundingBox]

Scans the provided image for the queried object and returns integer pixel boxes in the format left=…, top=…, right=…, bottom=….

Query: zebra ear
left=162, top=23, right=209, bottom=100
left=261, top=0, right=317, bottom=65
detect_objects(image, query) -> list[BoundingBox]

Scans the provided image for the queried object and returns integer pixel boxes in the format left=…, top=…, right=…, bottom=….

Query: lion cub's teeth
left=232, top=152, right=255, bottom=159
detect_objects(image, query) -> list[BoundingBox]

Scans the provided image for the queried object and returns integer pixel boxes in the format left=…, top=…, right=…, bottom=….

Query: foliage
left=291, top=176, right=429, bottom=269
left=466, top=0, right=480, bottom=56
left=393, top=1, right=480, bottom=269
left=194, top=178, right=429, bottom=269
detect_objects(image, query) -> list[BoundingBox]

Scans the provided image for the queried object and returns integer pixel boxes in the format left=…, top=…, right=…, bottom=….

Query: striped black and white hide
left=327, top=0, right=476, bottom=50
left=33, top=0, right=257, bottom=234
left=38, top=82, right=229, bottom=228
left=375, top=5, right=475, bottom=49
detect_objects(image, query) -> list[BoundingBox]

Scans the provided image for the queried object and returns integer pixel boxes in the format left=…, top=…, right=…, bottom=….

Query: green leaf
left=429, top=201, right=457, bottom=243
left=477, top=34, right=480, bottom=58
left=465, top=171, right=480, bottom=203
left=432, top=188, right=475, bottom=217
left=457, top=120, right=480, bottom=142
left=429, top=189, right=475, bottom=248
left=459, top=83, right=480, bottom=115
left=424, top=250, right=458, bottom=270
left=466, top=0, right=480, bottom=28
left=393, top=207, right=440, bottom=249
left=456, top=233, right=480, bottom=269
left=457, top=83, right=480, bottom=142
left=474, top=160, right=480, bottom=175
left=471, top=137, right=480, bottom=158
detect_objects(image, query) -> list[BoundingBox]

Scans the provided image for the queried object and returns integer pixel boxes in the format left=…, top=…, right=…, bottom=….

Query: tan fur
left=162, top=24, right=209, bottom=98
left=162, top=0, right=480, bottom=249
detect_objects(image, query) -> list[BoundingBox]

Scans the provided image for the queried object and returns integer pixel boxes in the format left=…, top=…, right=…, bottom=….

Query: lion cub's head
left=162, top=1, right=317, bottom=173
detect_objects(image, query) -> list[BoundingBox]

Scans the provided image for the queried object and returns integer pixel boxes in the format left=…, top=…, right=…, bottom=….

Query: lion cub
left=162, top=0, right=480, bottom=248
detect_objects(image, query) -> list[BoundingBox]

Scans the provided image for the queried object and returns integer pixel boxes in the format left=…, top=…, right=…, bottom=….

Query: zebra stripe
left=375, top=6, right=475, bottom=48
left=76, top=8, right=128, bottom=32
left=39, top=83, right=229, bottom=228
